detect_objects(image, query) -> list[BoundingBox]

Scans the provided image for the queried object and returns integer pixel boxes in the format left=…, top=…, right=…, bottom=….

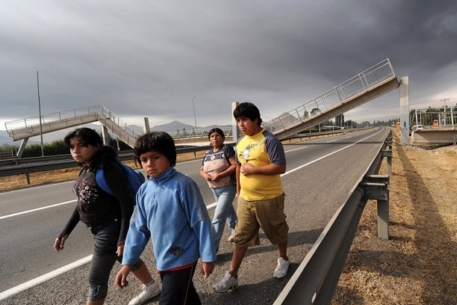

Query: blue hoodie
left=122, top=167, right=216, bottom=271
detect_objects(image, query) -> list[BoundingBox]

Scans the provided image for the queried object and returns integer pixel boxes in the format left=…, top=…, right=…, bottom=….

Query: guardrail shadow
left=337, top=144, right=457, bottom=304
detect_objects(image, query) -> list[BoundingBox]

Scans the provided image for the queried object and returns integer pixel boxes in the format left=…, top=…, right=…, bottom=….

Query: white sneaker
left=213, top=271, right=238, bottom=293
left=128, top=281, right=161, bottom=305
left=273, top=257, right=290, bottom=279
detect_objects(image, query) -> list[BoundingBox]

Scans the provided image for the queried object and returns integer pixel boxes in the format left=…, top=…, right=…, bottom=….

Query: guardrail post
left=382, top=150, right=392, bottom=176
left=361, top=175, right=389, bottom=240
left=25, top=172, right=30, bottom=185
left=383, top=132, right=393, bottom=175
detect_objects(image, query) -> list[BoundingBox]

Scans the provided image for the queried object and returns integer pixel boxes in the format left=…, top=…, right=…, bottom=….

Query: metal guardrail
left=0, top=146, right=221, bottom=184
left=0, top=151, right=139, bottom=167
left=274, top=130, right=392, bottom=305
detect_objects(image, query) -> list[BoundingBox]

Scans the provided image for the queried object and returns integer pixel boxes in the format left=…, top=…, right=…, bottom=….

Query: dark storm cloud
left=1, top=0, right=457, bottom=129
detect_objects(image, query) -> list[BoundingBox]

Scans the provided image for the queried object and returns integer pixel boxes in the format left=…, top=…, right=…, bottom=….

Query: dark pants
left=88, top=221, right=143, bottom=301
left=159, top=263, right=201, bottom=305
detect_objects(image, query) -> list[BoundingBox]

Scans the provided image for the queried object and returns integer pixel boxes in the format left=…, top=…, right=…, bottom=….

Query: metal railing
left=263, top=59, right=395, bottom=133
left=4, top=105, right=233, bottom=142
left=411, top=108, right=456, bottom=130
left=5, top=105, right=101, bottom=132
left=4, top=106, right=143, bottom=141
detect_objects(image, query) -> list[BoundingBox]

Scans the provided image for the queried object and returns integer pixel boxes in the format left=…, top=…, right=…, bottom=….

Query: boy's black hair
left=233, top=102, right=262, bottom=126
left=207, top=127, right=225, bottom=139
left=63, top=127, right=117, bottom=170
left=134, top=132, right=177, bottom=166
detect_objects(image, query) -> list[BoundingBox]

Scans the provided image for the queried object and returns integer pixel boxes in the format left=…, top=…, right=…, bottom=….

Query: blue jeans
left=210, top=184, right=237, bottom=251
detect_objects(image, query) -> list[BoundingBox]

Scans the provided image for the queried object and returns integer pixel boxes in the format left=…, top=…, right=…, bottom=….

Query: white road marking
left=0, top=200, right=76, bottom=220
left=0, top=255, right=92, bottom=301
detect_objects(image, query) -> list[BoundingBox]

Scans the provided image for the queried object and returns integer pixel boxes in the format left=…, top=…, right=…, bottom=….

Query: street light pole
left=36, top=71, right=44, bottom=157
left=192, top=95, right=197, bottom=130
left=442, top=98, right=449, bottom=126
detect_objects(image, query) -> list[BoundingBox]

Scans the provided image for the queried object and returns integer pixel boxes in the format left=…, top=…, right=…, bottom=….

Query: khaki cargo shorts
left=233, top=193, right=288, bottom=248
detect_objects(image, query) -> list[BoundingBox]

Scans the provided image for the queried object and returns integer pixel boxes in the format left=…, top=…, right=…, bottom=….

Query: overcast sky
left=1, top=0, right=457, bottom=132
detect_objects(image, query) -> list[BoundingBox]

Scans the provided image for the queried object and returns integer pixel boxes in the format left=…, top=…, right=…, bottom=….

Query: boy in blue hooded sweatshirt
left=115, top=132, right=216, bottom=305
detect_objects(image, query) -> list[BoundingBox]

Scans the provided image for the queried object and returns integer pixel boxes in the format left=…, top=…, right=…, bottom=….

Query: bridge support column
left=231, top=102, right=240, bottom=142
left=16, top=138, right=29, bottom=158
left=101, top=126, right=110, bottom=146
left=399, top=76, right=410, bottom=145
left=143, top=117, right=150, bottom=134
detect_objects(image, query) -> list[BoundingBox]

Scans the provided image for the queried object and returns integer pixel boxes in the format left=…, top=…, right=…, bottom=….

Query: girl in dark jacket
left=54, top=127, right=160, bottom=305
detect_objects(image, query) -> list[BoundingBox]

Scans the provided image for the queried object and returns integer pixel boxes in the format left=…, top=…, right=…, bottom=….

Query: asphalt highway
left=0, top=127, right=389, bottom=304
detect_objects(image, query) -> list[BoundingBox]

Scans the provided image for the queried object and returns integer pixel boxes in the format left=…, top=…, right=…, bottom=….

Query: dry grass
left=333, top=131, right=457, bottom=304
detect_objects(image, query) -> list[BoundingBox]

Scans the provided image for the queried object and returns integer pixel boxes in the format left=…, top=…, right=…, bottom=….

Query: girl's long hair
left=64, top=127, right=117, bottom=170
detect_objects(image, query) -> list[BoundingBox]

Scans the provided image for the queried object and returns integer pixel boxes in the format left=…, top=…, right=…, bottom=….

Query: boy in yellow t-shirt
left=214, top=102, right=289, bottom=293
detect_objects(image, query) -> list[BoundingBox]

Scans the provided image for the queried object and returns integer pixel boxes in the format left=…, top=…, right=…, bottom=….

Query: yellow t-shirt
left=236, top=129, right=286, bottom=201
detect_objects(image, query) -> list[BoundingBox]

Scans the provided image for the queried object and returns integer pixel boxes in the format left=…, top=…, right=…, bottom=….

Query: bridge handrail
left=4, top=105, right=144, bottom=141
left=4, top=104, right=233, bottom=142
left=4, top=106, right=104, bottom=132
left=263, top=58, right=396, bottom=133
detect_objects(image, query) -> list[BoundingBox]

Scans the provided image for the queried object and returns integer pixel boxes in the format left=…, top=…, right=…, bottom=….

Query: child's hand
left=211, top=173, right=221, bottom=182
left=115, top=265, right=132, bottom=290
left=200, top=262, right=215, bottom=278
left=53, top=234, right=68, bottom=252
left=116, top=243, right=124, bottom=256
left=240, top=163, right=254, bottom=175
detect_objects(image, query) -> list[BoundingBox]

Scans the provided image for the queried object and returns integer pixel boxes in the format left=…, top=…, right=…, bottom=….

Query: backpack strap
left=223, top=145, right=235, bottom=163
left=95, top=159, right=145, bottom=203
left=95, top=167, right=114, bottom=196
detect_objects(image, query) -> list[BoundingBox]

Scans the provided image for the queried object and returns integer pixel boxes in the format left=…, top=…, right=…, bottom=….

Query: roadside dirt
left=333, top=131, right=457, bottom=304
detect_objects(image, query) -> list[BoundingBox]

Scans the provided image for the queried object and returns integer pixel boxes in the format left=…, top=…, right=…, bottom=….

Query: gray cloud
left=1, top=0, right=457, bottom=131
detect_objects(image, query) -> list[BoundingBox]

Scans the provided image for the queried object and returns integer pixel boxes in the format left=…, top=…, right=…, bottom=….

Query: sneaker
left=273, top=257, right=290, bottom=279
left=227, top=235, right=235, bottom=242
left=213, top=271, right=238, bottom=293
left=128, top=281, right=161, bottom=305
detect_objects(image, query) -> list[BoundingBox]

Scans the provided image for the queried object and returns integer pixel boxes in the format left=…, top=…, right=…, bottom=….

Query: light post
left=36, top=71, right=44, bottom=157
left=192, top=95, right=197, bottom=130
left=441, top=98, right=449, bottom=127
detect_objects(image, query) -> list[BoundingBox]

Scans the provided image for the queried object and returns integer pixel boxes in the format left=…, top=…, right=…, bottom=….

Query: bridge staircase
left=4, top=106, right=141, bottom=156
left=264, top=58, right=399, bottom=139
